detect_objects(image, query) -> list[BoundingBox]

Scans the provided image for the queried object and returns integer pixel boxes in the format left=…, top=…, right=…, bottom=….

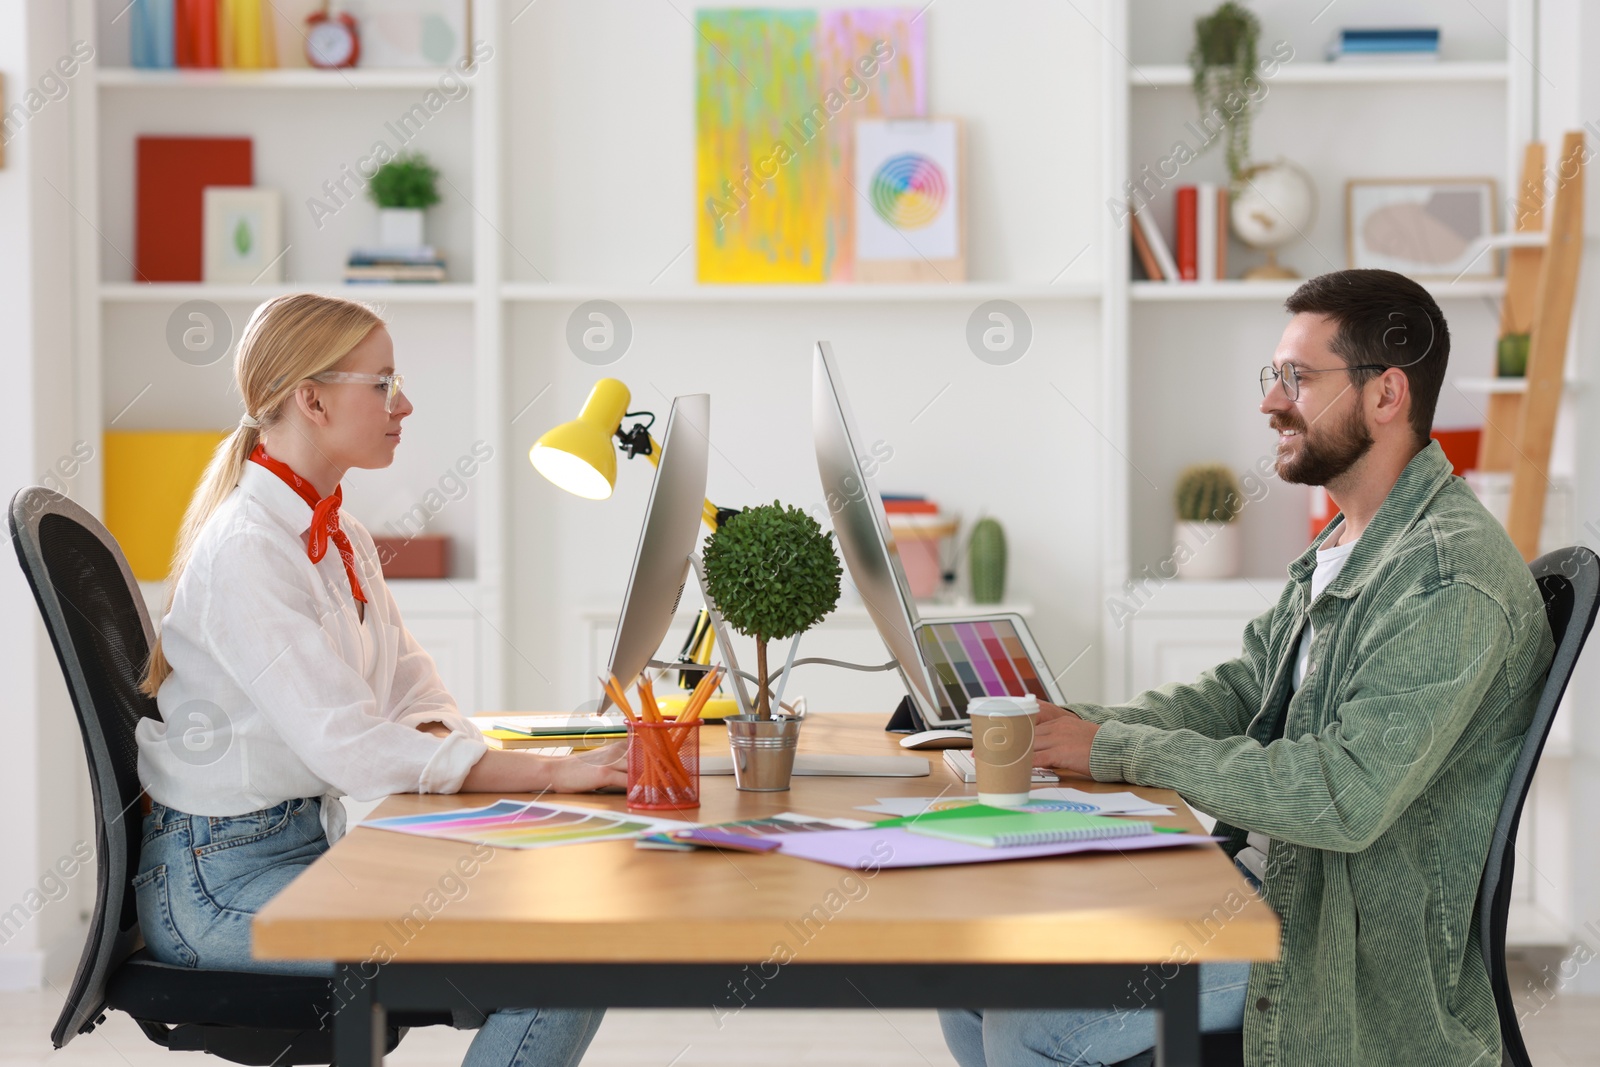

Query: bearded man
left=940, top=269, right=1555, bottom=1067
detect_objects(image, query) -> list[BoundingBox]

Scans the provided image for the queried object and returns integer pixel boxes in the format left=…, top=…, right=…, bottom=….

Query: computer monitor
left=812, top=342, right=1064, bottom=728
left=812, top=342, right=945, bottom=723
left=604, top=392, right=711, bottom=702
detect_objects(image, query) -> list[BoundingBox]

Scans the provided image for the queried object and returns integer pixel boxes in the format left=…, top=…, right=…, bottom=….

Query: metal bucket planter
left=725, top=715, right=802, bottom=791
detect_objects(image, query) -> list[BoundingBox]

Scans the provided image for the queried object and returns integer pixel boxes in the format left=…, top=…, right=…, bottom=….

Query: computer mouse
left=898, top=729, right=973, bottom=750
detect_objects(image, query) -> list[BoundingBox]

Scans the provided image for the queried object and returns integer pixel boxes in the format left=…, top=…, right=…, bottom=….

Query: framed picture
left=1345, top=177, right=1499, bottom=280
left=853, top=117, right=965, bottom=283
left=203, top=188, right=283, bottom=284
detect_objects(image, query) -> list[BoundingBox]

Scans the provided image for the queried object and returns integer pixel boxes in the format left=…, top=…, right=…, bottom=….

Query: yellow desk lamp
left=529, top=378, right=726, bottom=529
left=529, top=379, right=741, bottom=715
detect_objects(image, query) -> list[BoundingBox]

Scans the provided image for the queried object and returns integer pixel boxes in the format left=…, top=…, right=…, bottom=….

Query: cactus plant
left=968, top=517, right=1008, bottom=604
left=1175, top=464, right=1243, bottom=524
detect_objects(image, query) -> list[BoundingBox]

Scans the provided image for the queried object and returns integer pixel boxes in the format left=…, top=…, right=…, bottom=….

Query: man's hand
left=1031, top=701, right=1099, bottom=779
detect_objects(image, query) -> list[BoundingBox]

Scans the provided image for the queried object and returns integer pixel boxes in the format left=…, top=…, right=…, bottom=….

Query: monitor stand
left=689, top=552, right=756, bottom=718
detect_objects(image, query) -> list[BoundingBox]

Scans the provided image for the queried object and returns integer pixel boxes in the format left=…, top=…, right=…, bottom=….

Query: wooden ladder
left=1473, top=130, right=1586, bottom=561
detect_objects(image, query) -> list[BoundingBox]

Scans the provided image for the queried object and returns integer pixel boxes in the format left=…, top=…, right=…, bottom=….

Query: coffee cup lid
left=967, top=695, right=1038, bottom=717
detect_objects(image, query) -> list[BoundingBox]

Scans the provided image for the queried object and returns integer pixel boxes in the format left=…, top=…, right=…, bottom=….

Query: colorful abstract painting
left=695, top=9, right=926, bottom=283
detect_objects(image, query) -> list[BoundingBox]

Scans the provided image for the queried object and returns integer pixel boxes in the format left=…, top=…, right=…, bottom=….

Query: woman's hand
left=544, top=742, right=629, bottom=793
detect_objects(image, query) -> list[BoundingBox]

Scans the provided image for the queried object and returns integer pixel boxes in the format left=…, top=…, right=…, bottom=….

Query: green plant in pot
left=367, top=151, right=441, bottom=249
left=702, top=502, right=841, bottom=790
left=1189, top=1, right=1262, bottom=185
left=1173, top=463, right=1244, bottom=580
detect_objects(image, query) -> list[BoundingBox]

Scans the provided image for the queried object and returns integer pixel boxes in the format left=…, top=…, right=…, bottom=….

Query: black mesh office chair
left=9, top=487, right=451, bottom=1064
left=1184, top=545, right=1600, bottom=1067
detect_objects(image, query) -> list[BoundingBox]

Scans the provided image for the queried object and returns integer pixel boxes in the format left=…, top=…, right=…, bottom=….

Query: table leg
left=1153, top=964, right=1200, bottom=1067
left=332, top=963, right=387, bottom=1067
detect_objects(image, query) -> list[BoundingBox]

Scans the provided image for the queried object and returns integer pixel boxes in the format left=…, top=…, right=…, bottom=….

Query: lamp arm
left=635, top=431, right=726, bottom=531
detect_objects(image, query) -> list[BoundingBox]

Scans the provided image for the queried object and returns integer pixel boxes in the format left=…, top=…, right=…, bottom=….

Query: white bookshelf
left=99, top=282, right=480, bottom=304
left=1131, top=61, right=1511, bottom=86
left=96, top=67, right=457, bottom=89
left=499, top=282, right=1102, bottom=303
left=1130, top=279, right=1506, bottom=302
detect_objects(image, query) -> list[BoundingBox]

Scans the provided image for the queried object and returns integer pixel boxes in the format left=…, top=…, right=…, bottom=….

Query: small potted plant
left=367, top=151, right=440, bottom=249
left=1174, top=463, right=1244, bottom=580
left=1189, top=1, right=1262, bottom=185
left=702, top=501, right=841, bottom=791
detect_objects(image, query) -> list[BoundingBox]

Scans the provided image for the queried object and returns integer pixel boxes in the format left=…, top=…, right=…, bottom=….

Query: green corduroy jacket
left=1075, top=441, right=1555, bottom=1066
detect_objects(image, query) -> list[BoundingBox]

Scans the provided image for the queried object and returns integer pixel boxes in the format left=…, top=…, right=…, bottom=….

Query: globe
left=1230, top=160, right=1318, bottom=279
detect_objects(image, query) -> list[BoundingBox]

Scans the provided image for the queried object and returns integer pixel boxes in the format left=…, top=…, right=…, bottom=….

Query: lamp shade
left=529, top=378, right=631, bottom=500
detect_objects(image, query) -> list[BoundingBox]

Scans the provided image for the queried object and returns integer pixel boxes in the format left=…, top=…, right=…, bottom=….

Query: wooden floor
left=7, top=952, right=1598, bottom=1066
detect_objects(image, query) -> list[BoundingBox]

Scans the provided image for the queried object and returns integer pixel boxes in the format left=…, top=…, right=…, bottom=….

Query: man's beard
left=1274, top=402, right=1374, bottom=486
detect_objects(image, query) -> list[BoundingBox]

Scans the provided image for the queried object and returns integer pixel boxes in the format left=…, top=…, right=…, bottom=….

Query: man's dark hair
left=1284, top=269, right=1449, bottom=444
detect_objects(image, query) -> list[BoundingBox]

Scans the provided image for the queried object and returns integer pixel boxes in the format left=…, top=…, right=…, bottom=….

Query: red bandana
left=248, top=444, right=368, bottom=608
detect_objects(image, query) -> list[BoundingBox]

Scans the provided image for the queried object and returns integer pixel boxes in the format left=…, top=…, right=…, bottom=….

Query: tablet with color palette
left=915, top=614, right=1064, bottom=721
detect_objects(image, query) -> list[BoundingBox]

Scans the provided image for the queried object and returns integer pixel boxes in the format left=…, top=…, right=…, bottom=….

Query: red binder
left=135, top=137, right=253, bottom=282
left=1174, top=186, right=1198, bottom=281
left=176, top=0, right=219, bottom=67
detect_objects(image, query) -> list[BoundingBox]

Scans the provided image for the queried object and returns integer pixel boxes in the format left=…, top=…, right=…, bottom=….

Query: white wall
left=0, top=1, right=96, bottom=990
left=502, top=0, right=1109, bottom=711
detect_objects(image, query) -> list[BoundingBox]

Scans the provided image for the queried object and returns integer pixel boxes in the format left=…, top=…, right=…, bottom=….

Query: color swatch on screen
left=365, top=799, right=688, bottom=850
left=917, top=619, right=1049, bottom=716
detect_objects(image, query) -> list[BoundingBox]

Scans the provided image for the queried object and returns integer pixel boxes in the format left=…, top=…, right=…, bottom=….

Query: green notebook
left=873, top=803, right=1020, bottom=829
left=903, top=810, right=1154, bottom=848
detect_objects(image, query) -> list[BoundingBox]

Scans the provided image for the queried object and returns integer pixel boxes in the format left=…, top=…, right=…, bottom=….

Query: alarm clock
left=306, top=9, right=359, bottom=69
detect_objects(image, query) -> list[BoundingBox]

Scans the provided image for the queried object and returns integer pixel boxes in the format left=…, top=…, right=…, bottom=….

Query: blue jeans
left=135, top=797, right=604, bottom=1067
left=938, top=962, right=1249, bottom=1067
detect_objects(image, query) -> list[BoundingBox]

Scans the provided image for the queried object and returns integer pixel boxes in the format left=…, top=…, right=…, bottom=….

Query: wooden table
left=254, top=714, right=1279, bottom=1066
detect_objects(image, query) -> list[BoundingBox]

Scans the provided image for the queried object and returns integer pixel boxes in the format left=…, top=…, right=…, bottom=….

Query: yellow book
left=103, top=431, right=227, bottom=582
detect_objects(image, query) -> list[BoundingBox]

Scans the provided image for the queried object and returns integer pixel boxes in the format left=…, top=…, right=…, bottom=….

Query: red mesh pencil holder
left=626, top=719, right=701, bottom=810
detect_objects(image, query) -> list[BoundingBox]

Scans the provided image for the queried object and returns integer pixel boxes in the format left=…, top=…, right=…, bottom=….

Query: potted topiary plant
left=1173, top=463, right=1244, bottom=580
left=367, top=151, right=441, bottom=249
left=701, top=501, right=841, bottom=790
left=1189, top=1, right=1262, bottom=185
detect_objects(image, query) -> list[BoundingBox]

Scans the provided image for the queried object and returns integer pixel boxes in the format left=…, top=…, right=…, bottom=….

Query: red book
left=1215, top=186, right=1229, bottom=280
left=1174, top=186, right=1198, bottom=281
left=883, top=499, right=939, bottom=515
left=135, top=137, right=253, bottom=282
left=176, top=0, right=219, bottom=68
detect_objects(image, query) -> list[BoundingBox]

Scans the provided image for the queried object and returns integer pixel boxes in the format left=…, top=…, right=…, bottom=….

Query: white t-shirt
left=1236, top=530, right=1360, bottom=883
left=134, top=461, right=488, bottom=842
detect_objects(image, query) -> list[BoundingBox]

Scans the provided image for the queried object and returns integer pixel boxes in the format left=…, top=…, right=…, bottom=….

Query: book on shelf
left=1197, top=181, right=1217, bottom=283
left=1131, top=214, right=1163, bottom=280
left=348, top=246, right=443, bottom=265
left=345, top=245, right=447, bottom=283
left=1174, top=185, right=1199, bottom=281
left=1328, top=27, right=1440, bottom=62
left=1132, top=203, right=1178, bottom=283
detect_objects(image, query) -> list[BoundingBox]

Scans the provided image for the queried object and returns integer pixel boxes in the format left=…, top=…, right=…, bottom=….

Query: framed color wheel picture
left=853, top=117, right=965, bottom=282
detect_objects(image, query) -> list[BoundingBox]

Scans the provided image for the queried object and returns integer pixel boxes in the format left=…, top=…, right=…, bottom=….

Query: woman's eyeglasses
left=311, top=372, right=406, bottom=413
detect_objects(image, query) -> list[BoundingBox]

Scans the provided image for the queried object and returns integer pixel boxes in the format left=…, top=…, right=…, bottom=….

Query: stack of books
left=1327, top=27, right=1440, bottom=62
left=1130, top=183, right=1227, bottom=283
left=344, top=246, right=447, bottom=284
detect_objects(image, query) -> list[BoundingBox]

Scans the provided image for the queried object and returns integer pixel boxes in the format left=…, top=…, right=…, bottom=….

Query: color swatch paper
left=364, top=799, right=691, bottom=850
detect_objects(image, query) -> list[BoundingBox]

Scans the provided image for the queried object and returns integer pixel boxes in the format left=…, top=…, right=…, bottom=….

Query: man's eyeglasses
left=1260, top=362, right=1388, bottom=402
left=311, top=372, right=406, bottom=413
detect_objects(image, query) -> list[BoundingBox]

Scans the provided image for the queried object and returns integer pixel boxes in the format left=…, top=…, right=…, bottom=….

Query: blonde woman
left=135, top=293, right=623, bottom=1067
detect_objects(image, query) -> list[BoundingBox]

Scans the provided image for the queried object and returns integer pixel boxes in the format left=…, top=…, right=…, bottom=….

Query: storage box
left=373, top=535, right=450, bottom=579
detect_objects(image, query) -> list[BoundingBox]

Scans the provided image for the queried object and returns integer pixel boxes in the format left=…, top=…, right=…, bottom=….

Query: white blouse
left=135, top=461, right=488, bottom=841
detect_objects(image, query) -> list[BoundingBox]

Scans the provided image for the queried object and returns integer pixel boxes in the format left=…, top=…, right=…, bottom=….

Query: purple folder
left=776, top=827, right=1217, bottom=870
